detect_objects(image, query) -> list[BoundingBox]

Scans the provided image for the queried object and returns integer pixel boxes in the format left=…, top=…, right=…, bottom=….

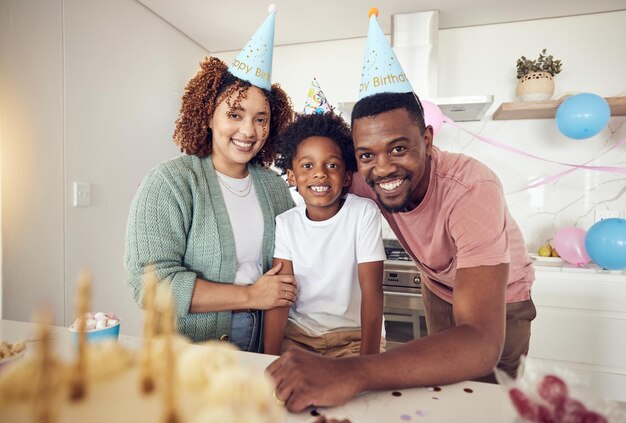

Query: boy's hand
left=250, top=262, right=297, bottom=309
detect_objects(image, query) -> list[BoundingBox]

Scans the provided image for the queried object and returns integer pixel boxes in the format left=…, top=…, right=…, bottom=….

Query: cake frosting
left=0, top=337, right=284, bottom=422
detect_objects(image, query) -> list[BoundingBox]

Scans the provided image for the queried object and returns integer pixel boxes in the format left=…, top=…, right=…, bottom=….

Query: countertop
left=0, top=319, right=518, bottom=423
left=529, top=254, right=626, bottom=277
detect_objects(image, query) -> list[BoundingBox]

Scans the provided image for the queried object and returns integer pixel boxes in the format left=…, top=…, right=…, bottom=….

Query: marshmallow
left=72, top=312, right=119, bottom=331
left=85, top=319, right=98, bottom=330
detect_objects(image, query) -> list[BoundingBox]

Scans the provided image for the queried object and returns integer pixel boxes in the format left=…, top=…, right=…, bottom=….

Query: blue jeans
left=229, top=310, right=260, bottom=352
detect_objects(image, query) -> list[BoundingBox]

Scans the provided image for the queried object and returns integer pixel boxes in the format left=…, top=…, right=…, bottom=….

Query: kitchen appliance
left=383, top=241, right=425, bottom=341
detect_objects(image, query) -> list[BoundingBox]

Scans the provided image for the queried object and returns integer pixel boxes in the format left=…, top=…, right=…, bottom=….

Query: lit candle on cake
left=69, top=271, right=90, bottom=401
left=140, top=269, right=157, bottom=393
left=33, top=308, right=55, bottom=423
left=162, top=287, right=178, bottom=423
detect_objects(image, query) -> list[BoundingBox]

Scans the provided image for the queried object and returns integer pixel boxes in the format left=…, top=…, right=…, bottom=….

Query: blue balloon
left=585, top=218, right=626, bottom=270
left=555, top=93, right=610, bottom=140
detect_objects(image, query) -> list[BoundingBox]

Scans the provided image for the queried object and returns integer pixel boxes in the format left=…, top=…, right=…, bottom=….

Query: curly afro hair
left=274, top=112, right=356, bottom=174
left=173, top=56, right=293, bottom=167
left=351, top=92, right=426, bottom=134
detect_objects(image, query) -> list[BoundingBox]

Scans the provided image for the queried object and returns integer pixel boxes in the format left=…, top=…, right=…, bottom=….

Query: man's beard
left=367, top=172, right=414, bottom=213
left=376, top=191, right=413, bottom=213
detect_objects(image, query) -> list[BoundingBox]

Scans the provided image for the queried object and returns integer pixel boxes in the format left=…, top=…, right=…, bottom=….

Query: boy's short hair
left=275, top=112, right=357, bottom=173
left=351, top=92, right=426, bottom=134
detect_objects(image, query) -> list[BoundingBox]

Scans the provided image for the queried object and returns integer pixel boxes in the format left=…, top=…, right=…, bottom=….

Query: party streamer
left=444, top=119, right=626, bottom=173
left=508, top=142, right=624, bottom=193
left=439, top=118, right=626, bottom=192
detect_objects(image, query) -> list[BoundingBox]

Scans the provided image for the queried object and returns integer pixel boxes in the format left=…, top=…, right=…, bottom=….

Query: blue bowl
left=70, top=320, right=121, bottom=345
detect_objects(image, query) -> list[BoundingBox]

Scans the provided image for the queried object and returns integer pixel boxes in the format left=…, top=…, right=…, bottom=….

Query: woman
left=125, top=52, right=296, bottom=351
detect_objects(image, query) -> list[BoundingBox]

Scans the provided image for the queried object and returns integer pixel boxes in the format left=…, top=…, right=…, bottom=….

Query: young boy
left=264, top=112, right=386, bottom=357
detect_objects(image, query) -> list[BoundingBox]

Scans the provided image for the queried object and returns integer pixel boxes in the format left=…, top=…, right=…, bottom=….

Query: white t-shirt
left=216, top=171, right=264, bottom=286
left=274, top=193, right=386, bottom=335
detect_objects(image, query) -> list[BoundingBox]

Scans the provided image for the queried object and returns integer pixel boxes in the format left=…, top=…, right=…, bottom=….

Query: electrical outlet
left=594, top=210, right=622, bottom=222
left=73, top=182, right=91, bottom=207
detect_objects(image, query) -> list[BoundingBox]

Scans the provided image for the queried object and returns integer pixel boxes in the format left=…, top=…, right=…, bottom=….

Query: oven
left=383, top=241, right=426, bottom=343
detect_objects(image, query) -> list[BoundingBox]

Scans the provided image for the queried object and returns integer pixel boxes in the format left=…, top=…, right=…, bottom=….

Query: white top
left=274, top=193, right=386, bottom=335
left=216, top=171, right=264, bottom=286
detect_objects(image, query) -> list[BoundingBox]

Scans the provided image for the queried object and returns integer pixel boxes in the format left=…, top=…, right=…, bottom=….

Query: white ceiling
left=137, top=0, right=626, bottom=53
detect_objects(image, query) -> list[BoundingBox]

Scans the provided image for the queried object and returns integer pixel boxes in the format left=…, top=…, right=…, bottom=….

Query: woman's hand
left=249, top=262, right=297, bottom=309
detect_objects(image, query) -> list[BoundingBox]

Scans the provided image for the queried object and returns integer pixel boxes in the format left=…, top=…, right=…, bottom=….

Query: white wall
left=437, top=13, right=626, bottom=251
left=1, top=0, right=66, bottom=324
left=1, top=0, right=206, bottom=334
left=1, top=3, right=625, bottom=337
left=217, top=12, right=626, bottom=113
left=62, top=0, right=206, bottom=336
left=219, top=11, right=626, bottom=251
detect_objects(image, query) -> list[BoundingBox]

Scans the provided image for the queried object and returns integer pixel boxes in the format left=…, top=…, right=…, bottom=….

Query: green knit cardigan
left=125, top=155, right=294, bottom=344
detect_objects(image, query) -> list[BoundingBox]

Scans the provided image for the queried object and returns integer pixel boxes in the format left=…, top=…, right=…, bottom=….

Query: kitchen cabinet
left=528, top=265, right=626, bottom=402
left=492, top=96, right=626, bottom=120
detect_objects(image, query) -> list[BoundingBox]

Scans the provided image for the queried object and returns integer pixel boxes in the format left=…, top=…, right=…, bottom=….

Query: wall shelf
left=492, top=96, right=626, bottom=120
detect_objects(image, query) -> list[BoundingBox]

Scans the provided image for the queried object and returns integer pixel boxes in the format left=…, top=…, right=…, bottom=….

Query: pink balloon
left=552, top=227, right=591, bottom=267
left=422, top=100, right=444, bottom=135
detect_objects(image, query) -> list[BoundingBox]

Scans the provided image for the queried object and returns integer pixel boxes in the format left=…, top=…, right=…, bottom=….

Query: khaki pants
left=422, top=283, right=536, bottom=383
left=280, top=321, right=386, bottom=357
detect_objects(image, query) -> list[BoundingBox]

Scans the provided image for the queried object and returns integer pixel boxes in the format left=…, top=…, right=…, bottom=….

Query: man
left=266, top=9, right=535, bottom=413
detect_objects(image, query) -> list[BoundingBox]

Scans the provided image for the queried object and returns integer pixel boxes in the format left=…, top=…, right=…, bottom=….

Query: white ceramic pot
left=515, top=71, right=555, bottom=101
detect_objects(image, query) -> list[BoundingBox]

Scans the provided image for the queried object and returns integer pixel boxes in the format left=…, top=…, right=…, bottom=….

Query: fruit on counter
left=537, top=243, right=551, bottom=257
left=537, top=374, right=568, bottom=405
left=508, top=374, right=609, bottom=423
left=509, top=388, right=538, bottom=421
left=550, top=246, right=560, bottom=258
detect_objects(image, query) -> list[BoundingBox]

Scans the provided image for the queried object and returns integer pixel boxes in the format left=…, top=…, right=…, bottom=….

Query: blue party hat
left=358, top=8, right=413, bottom=100
left=303, top=78, right=334, bottom=115
left=228, top=5, right=277, bottom=90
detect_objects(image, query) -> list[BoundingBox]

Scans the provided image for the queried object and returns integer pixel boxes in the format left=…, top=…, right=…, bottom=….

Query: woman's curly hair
left=173, top=56, right=293, bottom=167
left=274, top=112, right=357, bottom=174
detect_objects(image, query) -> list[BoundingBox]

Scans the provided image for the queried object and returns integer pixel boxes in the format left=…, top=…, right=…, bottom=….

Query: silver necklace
left=216, top=172, right=252, bottom=197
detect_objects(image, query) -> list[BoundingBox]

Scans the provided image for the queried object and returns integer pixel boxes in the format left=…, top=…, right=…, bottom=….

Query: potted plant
left=515, top=49, right=563, bottom=101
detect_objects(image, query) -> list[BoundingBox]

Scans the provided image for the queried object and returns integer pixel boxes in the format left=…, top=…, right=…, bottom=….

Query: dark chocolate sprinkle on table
left=310, top=409, right=320, bottom=416
left=463, top=388, right=474, bottom=393
left=392, top=391, right=402, bottom=397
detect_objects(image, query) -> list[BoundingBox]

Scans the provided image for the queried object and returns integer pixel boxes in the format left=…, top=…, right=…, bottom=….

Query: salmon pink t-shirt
left=352, top=147, right=534, bottom=304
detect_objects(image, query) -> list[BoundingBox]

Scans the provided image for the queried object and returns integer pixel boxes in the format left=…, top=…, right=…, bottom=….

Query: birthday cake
left=0, top=335, right=283, bottom=423
left=0, top=271, right=283, bottom=423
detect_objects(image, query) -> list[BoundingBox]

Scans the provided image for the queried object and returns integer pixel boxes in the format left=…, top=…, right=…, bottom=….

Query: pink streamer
left=510, top=168, right=578, bottom=192
left=444, top=119, right=626, bottom=173
left=510, top=144, right=617, bottom=193
left=441, top=117, right=626, bottom=191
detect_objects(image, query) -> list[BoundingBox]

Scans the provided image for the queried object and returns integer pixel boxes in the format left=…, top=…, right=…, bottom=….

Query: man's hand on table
left=266, top=348, right=362, bottom=413
left=313, top=417, right=351, bottom=423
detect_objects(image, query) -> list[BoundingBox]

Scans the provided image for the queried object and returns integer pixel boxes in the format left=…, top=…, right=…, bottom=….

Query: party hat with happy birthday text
left=302, top=78, right=334, bottom=115
left=358, top=7, right=413, bottom=100
left=228, top=4, right=277, bottom=90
